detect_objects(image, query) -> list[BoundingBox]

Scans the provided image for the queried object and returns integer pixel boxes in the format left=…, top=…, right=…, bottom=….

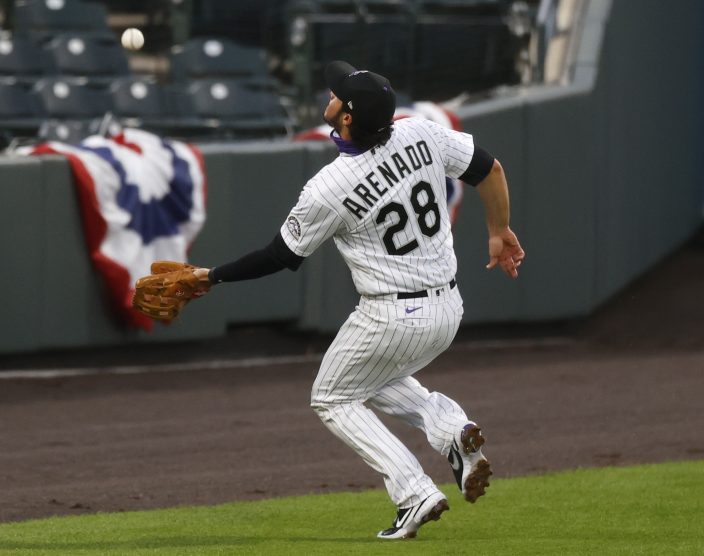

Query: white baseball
left=121, top=28, right=144, bottom=51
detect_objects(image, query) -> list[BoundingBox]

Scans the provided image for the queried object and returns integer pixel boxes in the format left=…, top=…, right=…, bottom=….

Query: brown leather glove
left=132, top=261, right=210, bottom=321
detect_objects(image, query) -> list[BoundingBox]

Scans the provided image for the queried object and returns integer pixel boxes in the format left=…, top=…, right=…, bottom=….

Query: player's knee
left=310, top=399, right=327, bottom=415
left=310, top=399, right=339, bottom=423
left=310, top=384, right=330, bottom=412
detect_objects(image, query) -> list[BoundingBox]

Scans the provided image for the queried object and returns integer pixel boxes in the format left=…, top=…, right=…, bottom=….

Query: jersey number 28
left=376, top=180, right=440, bottom=255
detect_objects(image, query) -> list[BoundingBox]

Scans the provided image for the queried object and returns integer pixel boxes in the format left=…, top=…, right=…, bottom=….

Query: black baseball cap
left=324, top=60, right=396, bottom=133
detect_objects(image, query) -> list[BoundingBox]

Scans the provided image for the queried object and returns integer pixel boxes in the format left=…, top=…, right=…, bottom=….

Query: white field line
left=0, top=354, right=323, bottom=380
left=0, top=336, right=572, bottom=380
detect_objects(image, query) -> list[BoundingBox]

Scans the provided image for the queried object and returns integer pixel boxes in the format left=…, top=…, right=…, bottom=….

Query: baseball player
left=192, top=61, right=525, bottom=539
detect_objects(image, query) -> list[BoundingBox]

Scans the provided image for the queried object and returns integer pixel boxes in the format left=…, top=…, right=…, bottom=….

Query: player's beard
left=324, top=106, right=345, bottom=135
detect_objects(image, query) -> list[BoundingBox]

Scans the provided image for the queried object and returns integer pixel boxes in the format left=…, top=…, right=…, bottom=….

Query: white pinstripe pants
left=311, top=285, right=470, bottom=508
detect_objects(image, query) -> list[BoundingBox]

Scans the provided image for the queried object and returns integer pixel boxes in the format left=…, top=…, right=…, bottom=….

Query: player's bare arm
left=476, top=159, right=525, bottom=279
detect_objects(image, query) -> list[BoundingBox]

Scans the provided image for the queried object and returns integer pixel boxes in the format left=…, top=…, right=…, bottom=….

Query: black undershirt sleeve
left=208, top=232, right=304, bottom=285
left=458, top=145, right=495, bottom=186
left=268, top=232, right=305, bottom=270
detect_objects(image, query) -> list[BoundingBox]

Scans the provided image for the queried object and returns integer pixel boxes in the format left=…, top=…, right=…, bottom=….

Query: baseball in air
left=121, top=28, right=144, bottom=51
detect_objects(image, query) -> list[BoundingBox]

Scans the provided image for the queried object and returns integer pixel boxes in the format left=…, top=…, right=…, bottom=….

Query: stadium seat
left=109, top=77, right=165, bottom=121
left=44, top=33, right=130, bottom=86
left=109, top=77, right=213, bottom=139
left=13, top=0, right=112, bottom=43
left=170, top=37, right=279, bottom=90
left=185, top=79, right=293, bottom=139
left=0, top=82, right=45, bottom=146
left=0, top=34, right=56, bottom=86
left=37, top=118, right=105, bottom=143
left=33, top=77, right=112, bottom=118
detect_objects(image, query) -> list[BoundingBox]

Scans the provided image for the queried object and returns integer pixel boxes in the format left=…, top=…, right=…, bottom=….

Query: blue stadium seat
left=0, top=34, right=56, bottom=86
left=170, top=37, right=279, bottom=91
left=0, top=82, right=45, bottom=144
left=13, top=0, right=112, bottom=44
left=110, top=77, right=166, bottom=121
left=37, top=118, right=105, bottom=143
left=185, top=78, right=293, bottom=139
left=109, top=77, right=215, bottom=139
left=33, top=77, right=112, bottom=118
left=44, top=33, right=130, bottom=86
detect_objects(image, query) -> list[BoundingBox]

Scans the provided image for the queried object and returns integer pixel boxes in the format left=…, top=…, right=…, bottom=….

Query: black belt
left=397, top=279, right=456, bottom=300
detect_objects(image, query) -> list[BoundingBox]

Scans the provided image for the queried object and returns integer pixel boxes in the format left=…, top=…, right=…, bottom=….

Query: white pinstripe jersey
left=280, top=117, right=475, bottom=295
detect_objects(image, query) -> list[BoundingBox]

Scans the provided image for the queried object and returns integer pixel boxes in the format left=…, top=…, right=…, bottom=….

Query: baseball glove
left=132, top=261, right=210, bottom=321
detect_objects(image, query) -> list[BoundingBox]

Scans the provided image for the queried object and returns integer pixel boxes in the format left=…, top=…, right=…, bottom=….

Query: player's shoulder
left=313, top=156, right=347, bottom=183
left=394, top=116, right=431, bottom=131
left=392, top=116, right=447, bottom=141
left=304, top=158, right=349, bottom=198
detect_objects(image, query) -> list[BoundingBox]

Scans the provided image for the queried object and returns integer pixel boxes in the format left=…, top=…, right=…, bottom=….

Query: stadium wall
left=0, top=0, right=702, bottom=354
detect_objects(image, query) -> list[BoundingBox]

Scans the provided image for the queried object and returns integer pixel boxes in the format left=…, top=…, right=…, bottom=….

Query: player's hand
left=486, top=227, right=525, bottom=278
left=192, top=267, right=212, bottom=296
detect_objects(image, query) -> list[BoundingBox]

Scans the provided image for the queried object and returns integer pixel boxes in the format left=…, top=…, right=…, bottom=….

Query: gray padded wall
left=38, top=157, right=129, bottom=348
left=444, top=101, right=530, bottom=323
left=451, top=89, right=600, bottom=324
left=591, top=0, right=704, bottom=304
left=0, top=157, right=44, bottom=353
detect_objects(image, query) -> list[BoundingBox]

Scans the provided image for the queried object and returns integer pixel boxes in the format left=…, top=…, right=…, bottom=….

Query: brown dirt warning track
left=1, top=230, right=703, bottom=523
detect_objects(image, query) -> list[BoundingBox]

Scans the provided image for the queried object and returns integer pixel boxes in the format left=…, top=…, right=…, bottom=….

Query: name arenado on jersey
left=342, top=140, right=433, bottom=220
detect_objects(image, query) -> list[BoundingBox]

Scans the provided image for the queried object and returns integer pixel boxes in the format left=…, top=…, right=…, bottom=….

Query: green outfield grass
left=1, top=460, right=702, bottom=556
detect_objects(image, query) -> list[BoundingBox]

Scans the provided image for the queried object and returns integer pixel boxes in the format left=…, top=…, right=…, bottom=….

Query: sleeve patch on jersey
left=286, top=216, right=302, bottom=240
